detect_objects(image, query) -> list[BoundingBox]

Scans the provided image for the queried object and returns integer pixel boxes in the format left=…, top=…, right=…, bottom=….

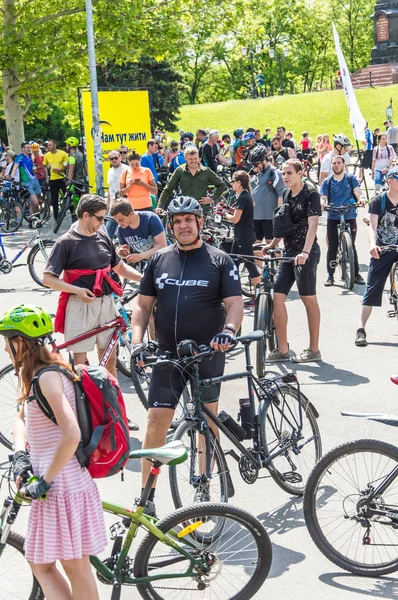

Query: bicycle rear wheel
left=260, top=384, right=321, bottom=495
left=169, top=420, right=229, bottom=519
left=340, top=231, right=355, bottom=289
left=0, top=200, right=23, bottom=233
left=304, top=439, right=398, bottom=576
left=134, top=502, right=272, bottom=600
left=27, top=239, right=56, bottom=287
left=238, top=262, right=254, bottom=297
left=0, top=363, right=18, bottom=450
left=53, top=192, right=71, bottom=234
left=0, top=532, right=44, bottom=599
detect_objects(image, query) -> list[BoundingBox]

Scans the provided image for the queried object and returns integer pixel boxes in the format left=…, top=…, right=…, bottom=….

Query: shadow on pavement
left=319, top=572, right=398, bottom=596
left=275, top=361, right=370, bottom=386
left=257, top=497, right=306, bottom=578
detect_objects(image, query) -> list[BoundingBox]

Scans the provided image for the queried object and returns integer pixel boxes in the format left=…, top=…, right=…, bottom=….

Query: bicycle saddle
left=341, top=412, right=398, bottom=428
left=129, top=440, right=188, bottom=465
left=236, top=330, right=264, bottom=343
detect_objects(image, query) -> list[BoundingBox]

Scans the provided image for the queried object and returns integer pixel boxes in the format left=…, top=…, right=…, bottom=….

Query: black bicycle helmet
left=249, top=145, right=267, bottom=164
left=168, top=196, right=203, bottom=219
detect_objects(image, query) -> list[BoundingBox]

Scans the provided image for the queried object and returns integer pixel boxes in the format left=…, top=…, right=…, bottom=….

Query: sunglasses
left=109, top=157, right=119, bottom=161
left=120, top=151, right=127, bottom=154
left=90, top=213, right=105, bottom=223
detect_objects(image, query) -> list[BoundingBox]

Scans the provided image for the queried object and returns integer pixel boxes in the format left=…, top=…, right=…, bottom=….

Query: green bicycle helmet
left=0, top=304, right=53, bottom=340
left=65, top=136, right=79, bottom=147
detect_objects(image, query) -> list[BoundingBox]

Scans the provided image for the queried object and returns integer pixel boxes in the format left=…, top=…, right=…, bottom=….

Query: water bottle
left=238, top=398, right=254, bottom=439
left=218, top=410, right=246, bottom=441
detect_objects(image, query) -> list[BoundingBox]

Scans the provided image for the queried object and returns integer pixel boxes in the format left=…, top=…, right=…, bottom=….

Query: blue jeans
left=106, top=217, right=118, bottom=239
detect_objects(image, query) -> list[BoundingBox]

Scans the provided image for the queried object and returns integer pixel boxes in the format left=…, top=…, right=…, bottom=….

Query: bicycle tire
left=260, top=384, right=321, bottom=495
left=341, top=231, right=355, bottom=290
left=304, top=439, right=398, bottom=576
left=255, top=293, right=270, bottom=377
left=0, top=200, right=23, bottom=233
left=134, top=502, right=272, bottom=600
left=27, top=240, right=56, bottom=287
left=238, top=262, right=254, bottom=297
left=169, top=420, right=229, bottom=523
left=0, top=363, right=18, bottom=450
left=0, top=531, right=44, bottom=599
left=53, top=192, right=71, bottom=234
left=389, top=262, right=398, bottom=322
left=22, top=195, right=50, bottom=224
left=307, top=162, right=320, bottom=186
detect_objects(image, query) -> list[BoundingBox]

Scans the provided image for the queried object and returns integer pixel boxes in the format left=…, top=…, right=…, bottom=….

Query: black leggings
left=231, top=239, right=259, bottom=279
left=326, top=219, right=359, bottom=277
left=49, top=179, right=66, bottom=220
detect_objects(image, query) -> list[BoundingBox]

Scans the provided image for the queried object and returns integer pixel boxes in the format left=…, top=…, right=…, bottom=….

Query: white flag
left=333, top=22, right=366, bottom=142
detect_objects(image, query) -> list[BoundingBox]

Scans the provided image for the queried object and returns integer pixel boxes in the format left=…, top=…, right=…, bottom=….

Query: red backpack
left=30, top=364, right=130, bottom=478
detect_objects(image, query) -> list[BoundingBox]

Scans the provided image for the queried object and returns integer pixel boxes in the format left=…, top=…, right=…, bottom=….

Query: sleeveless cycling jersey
left=139, top=243, right=242, bottom=352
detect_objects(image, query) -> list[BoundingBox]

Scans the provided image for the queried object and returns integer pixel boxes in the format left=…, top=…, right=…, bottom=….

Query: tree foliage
left=97, top=57, right=184, bottom=132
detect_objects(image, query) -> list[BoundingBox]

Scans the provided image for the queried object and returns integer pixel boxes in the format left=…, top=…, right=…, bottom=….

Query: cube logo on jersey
left=155, top=273, right=209, bottom=290
left=229, top=265, right=239, bottom=280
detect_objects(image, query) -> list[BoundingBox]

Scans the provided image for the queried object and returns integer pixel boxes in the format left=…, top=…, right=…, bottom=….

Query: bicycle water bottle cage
left=177, top=339, right=199, bottom=358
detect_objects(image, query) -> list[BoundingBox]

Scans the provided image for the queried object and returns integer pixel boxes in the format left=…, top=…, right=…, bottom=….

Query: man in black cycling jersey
left=131, top=196, right=243, bottom=514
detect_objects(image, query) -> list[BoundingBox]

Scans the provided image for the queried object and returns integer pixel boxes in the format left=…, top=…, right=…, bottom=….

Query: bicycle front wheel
left=341, top=231, right=355, bottom=290
left=260, top=384, right=321, bottom=495
left=53, top=193, right=71, bottom=234
left=389, top=262, right=398, bottom=321
left=0, top=531, right=44, bottom=599
left=0, top=363, right=18, bottom=450
left=134, top=502, right=272, bottom=600
left=304, top=439, right=398, bottom=576
left=169, top=420, right=229, bottom=516
left=27, top=239, right=56, bottom=287
left=0, top=200, right=23, bottom=233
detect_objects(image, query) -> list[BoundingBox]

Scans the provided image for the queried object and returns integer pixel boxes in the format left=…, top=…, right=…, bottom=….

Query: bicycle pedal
left=387, top=310, right=397, bottom=318
left=282, top=471, right=303, bottom=483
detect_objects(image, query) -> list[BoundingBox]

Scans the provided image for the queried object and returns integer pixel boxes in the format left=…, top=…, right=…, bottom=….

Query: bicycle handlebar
left=324, top=203, right=358, bottom=211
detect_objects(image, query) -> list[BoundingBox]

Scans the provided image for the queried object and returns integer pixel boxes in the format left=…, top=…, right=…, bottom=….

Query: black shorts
left=231, top=239, right=259, bottom=279
left=254, top=219, right=273, bottom=241
left=147, top=352, right=226, bottom=409
left=361, top=150, right=373, bottom=170
left=274, top=244, right=321, bottom=297
left=362, top=250, right=398, bottom=307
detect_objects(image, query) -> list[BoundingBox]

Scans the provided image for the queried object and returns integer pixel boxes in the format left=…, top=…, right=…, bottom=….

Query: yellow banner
left=81, top=90, right=151, bottom=190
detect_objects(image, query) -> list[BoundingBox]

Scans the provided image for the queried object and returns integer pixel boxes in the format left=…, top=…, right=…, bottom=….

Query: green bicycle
left=0, top=441, right=272, bottom=600
left=53, top=179, right=87, bottom=234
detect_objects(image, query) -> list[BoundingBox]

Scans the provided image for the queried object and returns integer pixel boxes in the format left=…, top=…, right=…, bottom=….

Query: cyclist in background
left=43, top=139, right=68, bottom=220
left=131, top=196, right=243, bottom=514
left=371, top=133, right=396, bottom=193
left=355, top=167, right=398, bottom=346
left=31, top=143, right=47, bottom=194
left=0, top=303, right=107, bottom=599
left=231, top=128, right=245, bottom=165
left=320, top=155, right=365, bottom=287
left=11, top=141, right=40, bottom=215
left=319, top=133, right=351, bottom=183
left=66, top=136, right=86, bottom=222
left=271, top=136, right=295, bottom=169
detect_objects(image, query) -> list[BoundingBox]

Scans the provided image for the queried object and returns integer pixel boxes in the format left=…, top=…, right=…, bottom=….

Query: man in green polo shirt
left=156, top=145, right=225, bottom=213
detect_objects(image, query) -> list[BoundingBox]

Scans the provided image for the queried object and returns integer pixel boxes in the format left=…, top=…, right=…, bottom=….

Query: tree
left=98, top=57, right=184, bottom=131
left=0, top=0, right=184, bottom=149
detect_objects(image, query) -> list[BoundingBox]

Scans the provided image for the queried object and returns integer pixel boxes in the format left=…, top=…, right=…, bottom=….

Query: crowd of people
left=0, top=116, right=397, bottom=597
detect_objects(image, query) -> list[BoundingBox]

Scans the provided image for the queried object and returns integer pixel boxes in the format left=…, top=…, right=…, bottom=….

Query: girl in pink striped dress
left=0, top=303, right=107, bottom=600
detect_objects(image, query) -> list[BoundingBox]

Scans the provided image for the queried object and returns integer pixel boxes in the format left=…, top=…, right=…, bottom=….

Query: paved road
left=1, top=200, right=398, bottom=599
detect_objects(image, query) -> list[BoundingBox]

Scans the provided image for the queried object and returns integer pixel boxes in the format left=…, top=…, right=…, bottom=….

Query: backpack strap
left=380, top=191, right=387, bottom=219
left=30, top=365, right=77, bottom=425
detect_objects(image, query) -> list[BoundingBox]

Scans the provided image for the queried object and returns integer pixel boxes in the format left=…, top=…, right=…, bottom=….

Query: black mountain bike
left=53, top=179, right=87, bottom=234
left=304, top=384, right=398, bottom=577
left=325, top=203, right=357, bottom=290
left=386, top=245, right=398, bottom=321
left=164, top=332, right=321, bottom=511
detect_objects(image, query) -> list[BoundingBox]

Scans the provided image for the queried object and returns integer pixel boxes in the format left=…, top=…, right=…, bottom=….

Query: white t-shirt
left=320, top=151, right=351, bottom=176
left=5, top=162, right=20, bottom=182
left=107, top=163, right=128, bottom=206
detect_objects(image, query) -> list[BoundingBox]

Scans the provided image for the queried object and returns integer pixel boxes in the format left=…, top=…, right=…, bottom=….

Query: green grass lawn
left=174, top=86, right=398, bottom=140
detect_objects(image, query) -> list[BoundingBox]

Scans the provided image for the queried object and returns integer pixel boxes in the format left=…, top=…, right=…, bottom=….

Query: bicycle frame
left=179, top=343, right=309, bottom=481
left=0, top=230, right=41, bottom=265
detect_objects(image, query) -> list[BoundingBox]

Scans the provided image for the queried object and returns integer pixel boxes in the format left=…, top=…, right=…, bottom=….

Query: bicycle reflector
left=177, top=521, right=204, bottom=538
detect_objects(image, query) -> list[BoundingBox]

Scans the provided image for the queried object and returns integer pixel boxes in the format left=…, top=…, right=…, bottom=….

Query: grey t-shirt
left=388, top=126, right=398, bottom=144
left=251, top=166, right=285, bottom=220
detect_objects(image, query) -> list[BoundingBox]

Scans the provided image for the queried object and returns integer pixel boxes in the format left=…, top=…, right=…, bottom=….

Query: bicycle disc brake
left=0, top=259, right=12, bottom=274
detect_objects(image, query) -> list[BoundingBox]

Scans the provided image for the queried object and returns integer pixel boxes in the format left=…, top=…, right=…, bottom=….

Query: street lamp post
left=269, top=47, right=289, bottom=95
left=241, top=45, right=261, bottom=99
